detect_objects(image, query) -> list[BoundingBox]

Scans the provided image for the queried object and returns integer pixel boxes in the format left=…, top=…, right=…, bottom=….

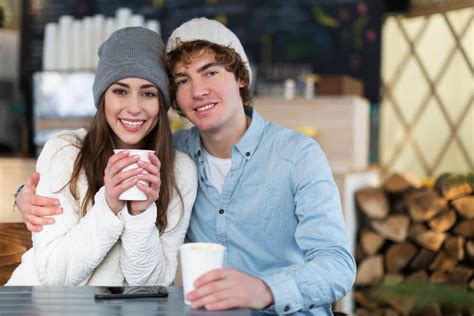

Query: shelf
left=254, top=96, right=370, bottom=173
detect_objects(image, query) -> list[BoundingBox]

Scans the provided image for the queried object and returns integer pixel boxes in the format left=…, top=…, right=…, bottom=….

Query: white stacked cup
left=82, top=17, right=93, bottom=69
left=70, top=19, right=82, bottom=70
left=113, top=149, right=154, bottom=201
left=104, top=17, right=116, bottom=41
left=92, top=14, right=105, bottom=68
left=116, top=7, right=132, bottom=30
left=43, top=23, right=58, bottom=70
left=146, top=20, right=160, bottom=34
left=57, top=15, right=73, bottom=70
left=130, top=14, right=144, bottom=27
left=180, top=243, right=226, bottom=305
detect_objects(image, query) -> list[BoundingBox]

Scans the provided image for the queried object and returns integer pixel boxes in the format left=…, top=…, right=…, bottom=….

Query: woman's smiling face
left=104, top=77, right=160, bottom=149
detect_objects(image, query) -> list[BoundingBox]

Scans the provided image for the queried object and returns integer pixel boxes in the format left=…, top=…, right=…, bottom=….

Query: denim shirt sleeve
left=172, top=129, right=188, bottom=154
left=259, top=140, right=356, bottom=314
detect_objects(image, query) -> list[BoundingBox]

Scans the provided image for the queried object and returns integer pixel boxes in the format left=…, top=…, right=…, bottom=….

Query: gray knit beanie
left=166, top=18, right=252, bottom=84
left=93, top=27, right=170, bottom=110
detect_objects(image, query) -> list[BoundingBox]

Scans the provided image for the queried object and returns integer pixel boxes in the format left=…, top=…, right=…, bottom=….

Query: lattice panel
left=380, top=7, right=473, bottom=178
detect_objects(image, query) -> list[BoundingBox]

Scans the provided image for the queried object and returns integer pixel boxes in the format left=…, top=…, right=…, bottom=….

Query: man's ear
left=238, top=79, right=245, bottom=88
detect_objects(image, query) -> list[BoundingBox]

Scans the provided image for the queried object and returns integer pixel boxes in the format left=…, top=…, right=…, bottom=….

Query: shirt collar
left=189, top=128, right=203, bottom=161
left=234, top=106, right=265, bottom=160
left=190, top=105, right=265, bottom=161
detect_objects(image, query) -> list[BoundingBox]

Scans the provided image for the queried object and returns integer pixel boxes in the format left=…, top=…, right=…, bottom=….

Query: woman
left=7, top=27, right=197, bottom=286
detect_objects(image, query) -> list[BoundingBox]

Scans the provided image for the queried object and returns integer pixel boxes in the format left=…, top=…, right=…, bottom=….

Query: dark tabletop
left=0, top=286, right=255, bottom=316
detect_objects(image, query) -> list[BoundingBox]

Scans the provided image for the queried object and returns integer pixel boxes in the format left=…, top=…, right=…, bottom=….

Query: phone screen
left=94, top=286, right=168, bottom=299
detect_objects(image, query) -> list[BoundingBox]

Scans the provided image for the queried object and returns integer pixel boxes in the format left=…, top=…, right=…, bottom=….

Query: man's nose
left=191, top=79, right=210, bottom=99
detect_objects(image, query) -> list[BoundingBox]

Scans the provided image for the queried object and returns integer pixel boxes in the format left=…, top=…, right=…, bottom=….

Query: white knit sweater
left=7, top=129, right=197, bottom=286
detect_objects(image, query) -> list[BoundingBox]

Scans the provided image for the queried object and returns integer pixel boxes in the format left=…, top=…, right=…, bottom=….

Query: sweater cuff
left=119, top=202, right=157, bottom=229
left=93, top=187, right=124, bottom=233
left=259, top=272, right=303, bottom=314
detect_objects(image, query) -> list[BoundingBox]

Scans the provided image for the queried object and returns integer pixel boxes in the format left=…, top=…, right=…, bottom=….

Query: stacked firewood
left=354, top=173, right=473, bottom=315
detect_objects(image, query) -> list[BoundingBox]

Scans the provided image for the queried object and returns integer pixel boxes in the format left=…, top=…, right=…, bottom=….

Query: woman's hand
left=104, top=151, right=141, bottom=214
left=129, top=153, right=161, bottom=215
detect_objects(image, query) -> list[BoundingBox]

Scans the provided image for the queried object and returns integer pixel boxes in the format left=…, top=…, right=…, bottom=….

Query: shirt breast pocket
left=232, top=184, right=279, bottom=224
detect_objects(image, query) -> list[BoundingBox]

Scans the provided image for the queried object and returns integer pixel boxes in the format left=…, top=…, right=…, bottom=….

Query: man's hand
left=17, top=172, right=62, bottom=232
left=186, top=268, right=274, bottom=310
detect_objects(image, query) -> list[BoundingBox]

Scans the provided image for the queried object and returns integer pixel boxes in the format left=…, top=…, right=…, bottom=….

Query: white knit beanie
left=166, top=17, right=252, bottom=84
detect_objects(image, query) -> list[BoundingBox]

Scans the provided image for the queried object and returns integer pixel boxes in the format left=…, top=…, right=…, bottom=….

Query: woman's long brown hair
left=67, top=92, right=183, bottom=234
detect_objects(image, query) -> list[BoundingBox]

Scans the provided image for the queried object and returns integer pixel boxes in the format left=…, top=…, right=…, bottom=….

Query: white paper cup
left=180, top=243, right=226, bottom=305
left=113, top=149, right=154, bottom=201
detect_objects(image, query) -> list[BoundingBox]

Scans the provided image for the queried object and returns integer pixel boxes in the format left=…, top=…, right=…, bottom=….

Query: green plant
left=371, top=281, right=474, bottom=312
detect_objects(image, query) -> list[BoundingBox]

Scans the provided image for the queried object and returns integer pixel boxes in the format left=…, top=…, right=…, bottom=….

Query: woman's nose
left=125, top=96, right=142, bottom=114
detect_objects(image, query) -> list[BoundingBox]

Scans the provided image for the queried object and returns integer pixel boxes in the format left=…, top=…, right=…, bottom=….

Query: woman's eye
left=113, top=89, right=126, bottom=95
left=143, top=91, right=156, bottom=97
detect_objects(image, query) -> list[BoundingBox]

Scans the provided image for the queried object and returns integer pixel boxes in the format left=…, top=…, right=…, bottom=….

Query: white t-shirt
left=202, top=148, right=232, bottom=194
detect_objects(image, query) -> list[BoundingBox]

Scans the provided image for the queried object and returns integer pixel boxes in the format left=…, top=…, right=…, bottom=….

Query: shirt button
left=284, top=305, right=290, bottom=312
left=245, top=152, right=250, bottom=157
left=219, top=209, right=224, bottom=214
left=309, top=304, right=315, bottom=309
left=197, top=150, right=201, bottom=156
left=200, top=177, right=204, bottom=182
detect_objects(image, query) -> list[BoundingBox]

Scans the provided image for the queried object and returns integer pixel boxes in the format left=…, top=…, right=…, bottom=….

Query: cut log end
left=360, top=229, right=385, bottom=255
left=384, top=172, right=421, bottom=194
left=405, top=189, right=447, bottom=222
left=413, top=231, right=447, bottom=252
left=428, top=209, right=457, bottom=233
left=385, top=242, right=417, bottom=273
left=355, top=255, right=384, bottom=286
left=356, top=187, right=390, bottom=219
left=371, top=215, right=410, bottom=242
left=435, top=173, right=472, bottom=200
left=452, top=196, right=474, bottom=219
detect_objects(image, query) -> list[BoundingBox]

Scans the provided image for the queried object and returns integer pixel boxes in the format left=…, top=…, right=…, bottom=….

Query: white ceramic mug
left=180, top=243, right=226, bottom=305
left=113, top=149, right=154, bottom=201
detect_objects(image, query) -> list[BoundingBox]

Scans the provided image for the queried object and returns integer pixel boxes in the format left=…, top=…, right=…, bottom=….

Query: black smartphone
left=94, top=286, right=168, bottom=299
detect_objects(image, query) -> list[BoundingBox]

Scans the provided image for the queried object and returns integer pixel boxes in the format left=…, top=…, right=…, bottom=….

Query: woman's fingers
left=106, top=152, right=162, bottom=208
left=148, top=153, right=161, bottom=167
left=112, top=167, right=142, bottom=186
left=109, top=151, right=129, bottom=164
left=137, top=161, right=159, bottom=176
left=137, top=173, right=159, bottom=185
left=117, top=178, right=139, bottom=193
left=106, top=154, right=138, bottom=177
left=136, top=182, right=158, bottom=201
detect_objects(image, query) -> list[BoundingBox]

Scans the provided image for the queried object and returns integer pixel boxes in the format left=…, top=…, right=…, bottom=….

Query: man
left=15, top=18, right=355, bottom=314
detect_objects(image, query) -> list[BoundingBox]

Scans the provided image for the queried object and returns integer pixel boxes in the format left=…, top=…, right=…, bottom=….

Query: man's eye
left=206, top=71, right=218, bottom=77
left=176, top=79, right=188, bottom=86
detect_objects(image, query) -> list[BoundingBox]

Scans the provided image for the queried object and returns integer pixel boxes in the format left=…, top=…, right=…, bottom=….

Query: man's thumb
left=28, top=172, right=41, bottom=189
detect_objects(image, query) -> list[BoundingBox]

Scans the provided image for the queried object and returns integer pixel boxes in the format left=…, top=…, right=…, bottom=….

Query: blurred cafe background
left=0, top=0, right=472, bottom=314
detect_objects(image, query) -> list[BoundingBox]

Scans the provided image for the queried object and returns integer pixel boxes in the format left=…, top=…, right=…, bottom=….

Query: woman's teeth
left=196, top=103, right=216, bottom=111
left=120, top=119, right=144, bottom=128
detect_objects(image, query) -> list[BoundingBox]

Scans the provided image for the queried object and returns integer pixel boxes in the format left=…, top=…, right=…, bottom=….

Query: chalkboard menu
left=22, top=0, right=383, bottom=102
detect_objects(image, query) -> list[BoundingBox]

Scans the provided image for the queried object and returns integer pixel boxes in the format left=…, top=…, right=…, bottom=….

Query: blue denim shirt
left=173, top=107, right=356, bottom=315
